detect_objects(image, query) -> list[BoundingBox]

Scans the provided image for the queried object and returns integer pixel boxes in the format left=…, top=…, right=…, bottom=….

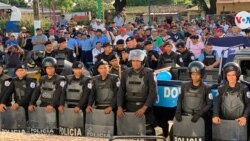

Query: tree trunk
left=113, top=0, right=126, bottom=14
left=198, top=0, right=217, bottom=15
left=208, top=0, right=217, bottom=14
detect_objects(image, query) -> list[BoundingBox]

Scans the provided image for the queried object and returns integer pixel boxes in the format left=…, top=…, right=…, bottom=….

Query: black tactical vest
left=65, top=75, right=87, bottom=105
left=93, top=75, right=114, bottom=106
left=162, top=53, right=176, bottom=67
left=203, top=51, right=216, bottom=66
left=182, top=83, right=205, bottom=114
left=125, top=72, right=147, bottom=102
left=221, top=89, right=244, bottom=120
left=54, top=50, right=67, bottom=70
left=14, top=79, right=27, bottom=101
left=40, top=76, right=57, bottom=104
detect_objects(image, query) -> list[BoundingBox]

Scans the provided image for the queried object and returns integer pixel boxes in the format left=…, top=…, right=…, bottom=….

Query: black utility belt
left=126, top=101, right=144, bottom=106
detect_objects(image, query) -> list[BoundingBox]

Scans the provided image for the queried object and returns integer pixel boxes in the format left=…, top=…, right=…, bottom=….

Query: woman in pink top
left=187, top=35, right=204, bottom=58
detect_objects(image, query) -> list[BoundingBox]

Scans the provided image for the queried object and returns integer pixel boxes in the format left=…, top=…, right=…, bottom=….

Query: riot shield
left=117, top=112, right=146, bottom=136
left=60, top=60, right=72, bottom=76
left=28, top=107, right=57, bottom=134
left=59, top=108, right=84, bottom=136
left=0, top=107, right=26, bottom=133
left=109, top=136, right=166, bottom=141
left=85, top=109, right=114, bottom=138
left=173, top=115, right=205, bottom=141
left=212, top=119, right=247, bottom=141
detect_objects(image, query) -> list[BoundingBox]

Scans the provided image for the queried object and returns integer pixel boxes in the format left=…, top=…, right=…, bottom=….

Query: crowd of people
left=0, top=13, right=249, bottom=140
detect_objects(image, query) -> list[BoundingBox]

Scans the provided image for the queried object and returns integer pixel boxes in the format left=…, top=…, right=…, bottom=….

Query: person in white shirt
left=113, top=14, right=124, bottom=28
left=92, top=19, right=105, bottom=30
left=92, top=41, right=104, bottom=64
left=114, top=27, right=129, bottom=47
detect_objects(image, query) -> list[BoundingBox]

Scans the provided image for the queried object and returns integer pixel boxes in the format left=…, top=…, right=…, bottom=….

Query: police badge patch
left=191, top=56, right=195, bottom=60
left=116, top=81, right=120, bottom=87
left=179, top=58, right=183, bottom=62
left=4, top=81, right=10, bottom=86
left=30, top=82, right=36, bottom=88
left=60, top=81, right=65, bottom=87
left=208, top=93, right=213, bottom=100
left=87, top=83, right=92, bottom=89
left=247, top=91, right=250, bottom=98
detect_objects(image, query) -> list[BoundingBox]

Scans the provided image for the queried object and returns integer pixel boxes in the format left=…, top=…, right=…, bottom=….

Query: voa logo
left=235, top=11, right=250, bottom=29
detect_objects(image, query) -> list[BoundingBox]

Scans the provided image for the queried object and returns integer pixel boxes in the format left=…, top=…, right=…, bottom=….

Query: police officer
left=108, top=54, right=127, bottom=78
left=198, top=43, right=220, bottom=68
left=117, top=49, right=157, bottom=135
left=0, top=64, right=36, bottom=114
left=24, top=41, right=54, bottom=68
left=53, top=37, right=76, bottom=75
left=175, top=61, right=212, bottom=141
left=157, top=42, right=184, bottom=69
left=0, top=64, right=11, bottom=101
left=126, top=36, right=144, bottom=52
left=144, top=40, right=159, bottom=70
left=212, top=62, right=250, bottom=127
left=58, top=61, right=92, bottom=113
left=176, top=41, right=195, bottom=67
left=114, top=39, right=125, bottom=59
left=86, top=59, right=119, bottom=114
left=28, top=57, right=65, bottom=113
left=95, top=43, right=114, bottom=63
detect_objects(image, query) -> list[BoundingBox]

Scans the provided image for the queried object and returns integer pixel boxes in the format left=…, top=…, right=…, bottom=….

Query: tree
left=113, top=0, right=126, bottom=14
left=193, top=0, right=217, bottom=14
left=73, top=0, right=97, bottom=14
left=0, top=0, right=27, bottom=7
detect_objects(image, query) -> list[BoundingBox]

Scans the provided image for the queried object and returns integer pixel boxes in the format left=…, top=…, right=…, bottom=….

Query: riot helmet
left=42, top=57, right=57, bottom=70
left=128, top=49, right=146, bottom=64
left=188, top=61, right=205, bottom=77
left=223, top=62, right=241, bottom=80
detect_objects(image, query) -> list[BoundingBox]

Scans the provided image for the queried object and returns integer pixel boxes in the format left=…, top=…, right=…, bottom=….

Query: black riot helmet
left=188, top=61, right=205, bottom=77
left=223, top=62, right=241, bottom=80
left=42, top=57, right=57, bottom=71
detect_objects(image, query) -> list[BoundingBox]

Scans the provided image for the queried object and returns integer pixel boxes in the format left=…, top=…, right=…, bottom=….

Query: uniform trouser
left=153, top=106, right=176, bottom=137
left=81, top=50, right=92, bottom=69
left=126, top=102, right=156, bottom=135
left=96, top=105, right=117, bottom=135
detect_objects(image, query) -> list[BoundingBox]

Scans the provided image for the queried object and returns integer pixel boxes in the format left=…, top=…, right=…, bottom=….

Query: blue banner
left=154, top=85, right=180, bottom=107
left=208, top=37, right=250, bottom=47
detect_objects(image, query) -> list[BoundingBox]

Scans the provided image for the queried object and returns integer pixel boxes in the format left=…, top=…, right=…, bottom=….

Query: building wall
left=217, top=3, right=250, bottom=14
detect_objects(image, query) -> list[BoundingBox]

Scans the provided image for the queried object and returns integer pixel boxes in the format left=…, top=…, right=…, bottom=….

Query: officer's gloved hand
left=175, top=113, right=182, bottom=122
left=191, top=114, right=201, bottom=123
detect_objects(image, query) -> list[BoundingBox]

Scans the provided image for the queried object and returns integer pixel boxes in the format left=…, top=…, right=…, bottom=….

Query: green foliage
left=77, top=20, right=91, bottom=26
left=126, top=0, right=179, bottom=6
left=0, top=0, right=27, bottom=7
left=19, top=15, right=52, bottom=35
left=72, top=0, right=97, bottom=13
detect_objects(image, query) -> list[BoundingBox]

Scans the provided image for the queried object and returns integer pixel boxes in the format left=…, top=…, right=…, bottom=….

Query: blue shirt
left=5, top=40, right=18, bottom=47
left=58, top=18, right=68, bottom=27
left=79, top=38, right=92, bottom=51
left=67, top=38, right=78, bottom=50
left=32, top=34, right=48, bottom=51
left=198, top=50, right=219, bottom=61
left=92, top=34, right=109, bottom=48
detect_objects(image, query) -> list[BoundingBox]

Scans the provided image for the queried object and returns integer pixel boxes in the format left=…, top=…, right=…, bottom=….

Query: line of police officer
left=0, top=49, right=158, bottom=136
